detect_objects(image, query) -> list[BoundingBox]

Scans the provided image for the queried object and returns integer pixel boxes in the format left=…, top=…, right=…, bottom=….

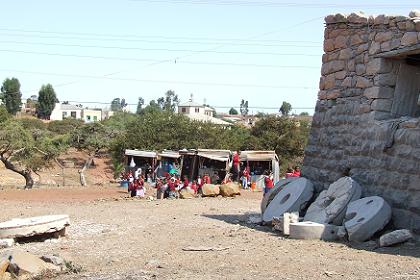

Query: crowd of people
left=120, top=162, right=301, bottom=199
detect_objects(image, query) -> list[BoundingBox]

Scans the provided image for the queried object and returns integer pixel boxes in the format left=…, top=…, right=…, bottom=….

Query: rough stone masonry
left=303, top=11, right=420, bottom=233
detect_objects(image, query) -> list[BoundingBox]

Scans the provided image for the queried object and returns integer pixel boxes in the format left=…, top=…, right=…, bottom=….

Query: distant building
left=50, top=103, right=83, bottom=121
left=178, top=97, right=231, bottom=126
left=82, top=109, right=102, bottom=123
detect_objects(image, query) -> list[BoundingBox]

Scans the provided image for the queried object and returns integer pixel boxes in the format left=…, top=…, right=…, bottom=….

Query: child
left=190, top=180, right=198, bottom=194
left=136, top=176, right=145, bottom=198
left=129, top=177, right=138, bottom=198
left=241, top=168, right=249, bottom=189
left=293, top=166, right=301, bottom=177
left=222, top=173, right=232, bottom=185
left=203, top=173, right=211, bottom=185
left=285, top=167, right=295, bottom=178
left=264, top=171, right=274, bottom=196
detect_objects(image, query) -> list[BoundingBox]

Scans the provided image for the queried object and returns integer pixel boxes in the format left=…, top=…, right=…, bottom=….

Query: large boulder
left=0, top=215, right=70, bottom=239
left=304, top=177, right=362, bottom=225
left=344, top=196, right=392, bottom=242
left=201, top=184, right=220, bottom=197
left=220, top=183, right=240, bottom=197
left=179, top=189, right=195, bottom=199
left=261, top=177, right=298, bottom=213
left=7, top=251, right=60, bottom=276
left=262, top=178, right=314, bottom=223
left=379, top=229, right=414, bottom=247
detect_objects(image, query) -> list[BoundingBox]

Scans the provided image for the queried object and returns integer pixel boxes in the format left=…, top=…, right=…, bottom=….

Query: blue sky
left=1, top=1, right=418, bottom=114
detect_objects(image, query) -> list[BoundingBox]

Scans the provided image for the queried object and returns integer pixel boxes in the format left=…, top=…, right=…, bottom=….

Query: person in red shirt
left=182, top=175, right=189, bottom=190
left=285, top=167, right=295, bottom=178
left=232, top=151, right=240, bottom=181
left=264, top=171, right=274, bottom=196
left=202, top=173, right=211, bottom=185
left=190, top=180, right=198, bottom=194
left=293, top=166, right=301, bottom=177
left=222, top=173, right=232, bottom=185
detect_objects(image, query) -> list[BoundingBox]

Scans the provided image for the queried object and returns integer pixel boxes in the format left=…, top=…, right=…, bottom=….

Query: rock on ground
left=7, top=250, right=60, bottom=276
left=344, top=196, right=392, bottom=242
left=0, top=239, right=14, bottom=249
left=304, top=177, right=362, bottom=225
left=379, top=229, right=414, bottom=247
left=220, top=183, right=241, bottom=197
left=262, top=178, right=314, bottom=223
left=261, top=177, right=298, bottom=214
left=201, top=184, right=220, bottom=197
left=179, top=189, right=195, bottom=199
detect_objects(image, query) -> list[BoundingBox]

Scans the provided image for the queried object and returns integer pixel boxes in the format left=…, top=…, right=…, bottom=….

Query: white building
left=50, top=103, right=83, bottom=121
left=178, top=98, right=231, bottom=126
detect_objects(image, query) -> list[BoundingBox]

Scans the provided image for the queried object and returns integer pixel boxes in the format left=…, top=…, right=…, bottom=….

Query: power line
left=128, top=0, right=419, bottom=9
left=0, top=27, right=322, bottom=43
left=0, top=32, right=322, bottom=47
left=0, top=40, right=321, bottom=55
left=0, top=49, right=320, bottom=69
left=0, top=69, right=317, bottom=90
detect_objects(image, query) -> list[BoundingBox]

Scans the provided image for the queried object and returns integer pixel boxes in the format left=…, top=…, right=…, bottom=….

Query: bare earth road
left=0, top=187, right=419, bottom=280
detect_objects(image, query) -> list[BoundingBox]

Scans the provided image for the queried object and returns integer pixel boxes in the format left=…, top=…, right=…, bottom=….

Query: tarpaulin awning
left=197, top=149, right=231, bottom=162
left=240, top=151, right=278, bottom=161
left=158, top=151, right=181, bottom=159
left=125, top=149, right=157, bottom=158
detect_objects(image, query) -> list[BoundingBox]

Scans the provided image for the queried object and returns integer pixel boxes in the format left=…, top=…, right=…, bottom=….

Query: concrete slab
left=0, top=215, right=70, bottom=239
left=262, top=178, right=314, bottom=223
left=261, top=177, right=298, bottom=213
left=289, top=221, right=340, bottom=241
left=283, top=212, right=299, bottom=235
left=304, top=177, right=362, bottom=225
left=344, top=196, right=392, bottom=242
left=8, top=250, right=60, bottom=276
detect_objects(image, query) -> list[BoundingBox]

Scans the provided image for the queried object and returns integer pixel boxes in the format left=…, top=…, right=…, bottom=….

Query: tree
left=71, top=122, right=113, bottom=186
left=160, top=90, right=179, bottom=112
left=240, top=99, right=249, bottom=116
left=229, top=107, right=238, bottom=115
left=1, top=78, right=22, bottom=115
left=136, top=97, right=145, bottom=114
left=0, top=120, right=68, bottom=188
left=36, top=84, right=58, bottom=120
left=110, top=98, right=127, bottom=112
left=279, top=101, right=292, bottom=116
left=299, top=112, right=309, bottom=116
left=0, top=105, right=10, bottom=123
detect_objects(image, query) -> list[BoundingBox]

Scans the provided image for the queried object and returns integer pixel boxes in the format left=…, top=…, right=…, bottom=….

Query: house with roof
left=177, top=96, right=231, bottom=126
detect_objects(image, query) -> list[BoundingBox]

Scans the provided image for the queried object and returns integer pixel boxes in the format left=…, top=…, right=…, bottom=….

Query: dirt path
left=0, top=187, right=419, bottom=280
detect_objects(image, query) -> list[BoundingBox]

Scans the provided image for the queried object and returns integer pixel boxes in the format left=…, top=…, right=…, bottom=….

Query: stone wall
left=303, top=11, right=420, bottom=233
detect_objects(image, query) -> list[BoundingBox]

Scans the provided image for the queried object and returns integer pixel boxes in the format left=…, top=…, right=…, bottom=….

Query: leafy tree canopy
left=37, top=84, right=58, bottom=120
left=1, top=78, right=22, bottom=115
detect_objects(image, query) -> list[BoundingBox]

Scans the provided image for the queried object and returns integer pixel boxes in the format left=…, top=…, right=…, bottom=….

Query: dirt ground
left=0, top=186, right=419, bottom=280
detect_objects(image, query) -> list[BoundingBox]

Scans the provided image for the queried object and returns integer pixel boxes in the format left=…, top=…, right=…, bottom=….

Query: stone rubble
left=304, top=177, right=362, bottom=225
left=379, top=229, right=414, bottom=247
left=0, top=239, right=14, bottom=249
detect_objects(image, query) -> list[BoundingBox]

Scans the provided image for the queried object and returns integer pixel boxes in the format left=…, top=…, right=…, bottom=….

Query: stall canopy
left=125, top=149, right=157, bottom=158
left=158, top=150, right=181, bottom=159
left=197, top=149, right=231, bottom=162
left=240, top=151, right=278, bottom=162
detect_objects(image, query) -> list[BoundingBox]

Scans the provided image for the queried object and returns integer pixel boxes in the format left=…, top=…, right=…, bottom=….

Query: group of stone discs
left=261, top=176, right=392, bottom=242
